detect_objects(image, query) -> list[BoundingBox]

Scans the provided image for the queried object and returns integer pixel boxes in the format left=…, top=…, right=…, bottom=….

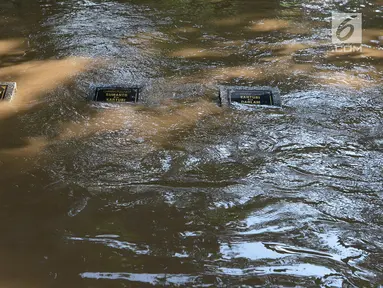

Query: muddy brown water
left=0, top=0, right=382, bottom=287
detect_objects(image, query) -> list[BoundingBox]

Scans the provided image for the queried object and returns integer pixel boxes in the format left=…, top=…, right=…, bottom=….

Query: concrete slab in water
left=219, top=86, right=281, bottom=107
left=0, top=82, right=17, bottom=101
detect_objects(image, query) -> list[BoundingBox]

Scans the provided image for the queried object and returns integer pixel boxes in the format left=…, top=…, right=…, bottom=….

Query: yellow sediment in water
left=0, top=58, right=91, bottom=104
left=248, top=19, right=290, bottom=32
left=0, top=38, right=93, bottom=119
left=314, top=70, right=381, bottom=90
left=0, top=39, right=94, bottom=158
left=58, top=99, right=222, bottom=146
left=171, top=47, right=231, bottom=58
left=0, top=38, right=26, bottom=56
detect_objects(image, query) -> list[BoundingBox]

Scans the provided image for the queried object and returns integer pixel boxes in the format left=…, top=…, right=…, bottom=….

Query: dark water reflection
left=0, top=0, right=382, bottom=287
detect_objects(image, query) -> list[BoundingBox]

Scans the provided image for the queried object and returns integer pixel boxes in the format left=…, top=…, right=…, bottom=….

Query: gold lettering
left=102, top=89, right=136, bottom=102
left=241, top=100, right=261, bottom=104
left=239, top=95, right=261, bottom=100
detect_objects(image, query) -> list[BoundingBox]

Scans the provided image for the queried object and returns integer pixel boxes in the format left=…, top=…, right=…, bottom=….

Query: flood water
left=0, top=0, right=382, bottom=287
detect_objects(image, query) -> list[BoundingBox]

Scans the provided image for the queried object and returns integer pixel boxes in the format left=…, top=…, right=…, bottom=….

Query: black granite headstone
left=89, top=86, right=140, bottom=103
left=219, top=86, right=281, bottom=107
left=0, top=85, right=8, bottom=100
left=230, top=90, right=274, bottom=105
left=0, top=82, right=17, bottom=101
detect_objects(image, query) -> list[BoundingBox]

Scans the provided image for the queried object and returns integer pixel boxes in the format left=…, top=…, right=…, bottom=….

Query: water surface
left=0, top=0, right=382, bottom=287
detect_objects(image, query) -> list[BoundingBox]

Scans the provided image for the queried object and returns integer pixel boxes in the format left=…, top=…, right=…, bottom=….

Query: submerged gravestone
left=87, top=84, right=281, bottom=107
left=0, top=82, right=17, bottom=101
left=88, top=85, right=140, bottom=103
left=219, top=86, right=281, bottom=107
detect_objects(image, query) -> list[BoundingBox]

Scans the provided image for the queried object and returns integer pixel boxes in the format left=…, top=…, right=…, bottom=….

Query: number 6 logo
left=332, top=13, right=362, bottom=44
left=336, top=16, right=356, bottom=41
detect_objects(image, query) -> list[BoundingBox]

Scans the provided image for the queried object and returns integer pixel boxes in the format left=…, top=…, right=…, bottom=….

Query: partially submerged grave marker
left=88, top=85, right=140, bottom=103
left=87, top=84, right=282, bottom=108
left=0, top=82, right=17, bottom=101
left=219, top=86, right=281, bottom=107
